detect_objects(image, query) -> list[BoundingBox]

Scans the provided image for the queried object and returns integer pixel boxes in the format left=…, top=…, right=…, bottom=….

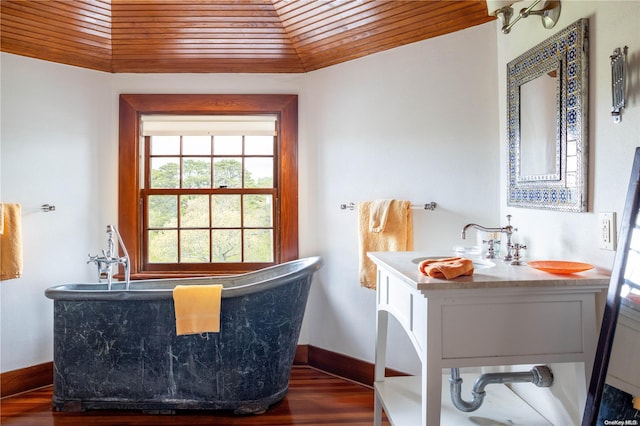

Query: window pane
left=180, top=230, right=210, bottom=263
left=212, top=195, right=240, bottom=227
left=244, top=158, right=273, bottom=188
left=244, top=229, right=273, bottom=262
left=180, top=195, right=209, bottom=228
left=214, top=158, right=242, bottom=188
left=148, top=195, right=177, bottom=228
left=183, top=135, right=211, bottom=155
left=150, top=135, right=180, bottom=155
left=150, top=158, right=180, bottom=188
left=148, top=230, right=177, bottom=263
left=244, top=195, right=273, bottom=227
left=214, top=135, right=242, bottom=155
left=182, top=158, right=211, bottom=188
left=245, top=135, right=274, bottom=155
left=212, top=230, right=241, bottom=262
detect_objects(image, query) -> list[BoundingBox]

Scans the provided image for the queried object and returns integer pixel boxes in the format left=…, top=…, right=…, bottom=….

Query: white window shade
left=141, top=115, right=277, bottom=136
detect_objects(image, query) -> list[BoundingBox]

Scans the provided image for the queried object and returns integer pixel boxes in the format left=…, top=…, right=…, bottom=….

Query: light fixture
left=611, top=46, right=628, bottom=123
left=487, top=0, right=561, bottom=34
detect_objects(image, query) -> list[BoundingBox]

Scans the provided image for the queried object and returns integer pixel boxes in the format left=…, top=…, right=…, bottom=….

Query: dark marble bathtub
left=44, top=256, right=322, bottom=414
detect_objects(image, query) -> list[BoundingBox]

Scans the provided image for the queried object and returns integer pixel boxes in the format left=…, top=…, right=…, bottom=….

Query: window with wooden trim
left=118, top=95, right=298, bottom=278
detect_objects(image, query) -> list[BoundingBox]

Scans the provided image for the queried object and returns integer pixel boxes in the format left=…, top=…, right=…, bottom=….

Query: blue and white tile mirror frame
left=507, top=19, right=588, bottom=212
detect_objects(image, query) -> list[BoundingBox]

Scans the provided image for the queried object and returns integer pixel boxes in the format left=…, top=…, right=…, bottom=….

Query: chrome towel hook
left=340, top=202, right=356, bottom=211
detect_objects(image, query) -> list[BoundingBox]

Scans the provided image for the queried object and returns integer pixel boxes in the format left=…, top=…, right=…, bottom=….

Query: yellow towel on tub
left=0, top=203, right=23, bottom=281
left=358, top=200, right=413, bottom=289
left=173, top=284, right=223, bottom=335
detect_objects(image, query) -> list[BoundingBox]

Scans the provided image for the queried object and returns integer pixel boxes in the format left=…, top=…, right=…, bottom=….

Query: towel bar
left=340, top=201, right=436, bottom=211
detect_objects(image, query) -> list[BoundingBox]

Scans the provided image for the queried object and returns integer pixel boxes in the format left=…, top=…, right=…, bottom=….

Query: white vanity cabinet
left=368, top=251, right=609, bottom=426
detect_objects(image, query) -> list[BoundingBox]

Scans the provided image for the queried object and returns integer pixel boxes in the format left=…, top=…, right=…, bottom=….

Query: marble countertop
left=367, top=251, right=610, bottom=291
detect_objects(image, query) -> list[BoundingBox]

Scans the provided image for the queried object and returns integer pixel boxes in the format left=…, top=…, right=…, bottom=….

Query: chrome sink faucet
left=461, top=215, right=517, bottom=262
left=88, top=224, right=131, bottom=290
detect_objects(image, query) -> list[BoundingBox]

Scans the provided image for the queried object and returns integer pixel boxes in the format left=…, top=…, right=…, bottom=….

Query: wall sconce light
left=611, top=46, right=628, bottom=123
left=487, top=0, right=561, bottom=34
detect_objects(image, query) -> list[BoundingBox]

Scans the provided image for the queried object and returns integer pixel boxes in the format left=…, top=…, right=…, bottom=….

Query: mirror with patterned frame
left=507, top=19, right=588, bottom=212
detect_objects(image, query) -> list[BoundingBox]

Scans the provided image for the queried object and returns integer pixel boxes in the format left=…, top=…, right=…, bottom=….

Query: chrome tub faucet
left=461, top=214, right=517, bottom=262
left=88, top=224, right=131, bottom=290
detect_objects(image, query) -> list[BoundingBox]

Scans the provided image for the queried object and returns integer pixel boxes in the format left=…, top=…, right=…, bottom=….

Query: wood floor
left=1, top=366, right=390, bottom=426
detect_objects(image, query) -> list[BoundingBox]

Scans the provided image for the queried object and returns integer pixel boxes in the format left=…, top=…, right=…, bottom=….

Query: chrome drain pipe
left=449, top=365, right=553, bottom=412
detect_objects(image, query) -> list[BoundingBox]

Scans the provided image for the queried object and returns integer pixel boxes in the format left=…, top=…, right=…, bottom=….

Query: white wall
left=499, top=1, right=640, bottom=267
left=495, top=2, right=640, bottom=424
left=1, top=21, right=499, bottom=375
left=301, top=22, right=499, bottom=371
left=0, top=58, right=306, bottom=371
left=0, top=56, right=111, bottom=370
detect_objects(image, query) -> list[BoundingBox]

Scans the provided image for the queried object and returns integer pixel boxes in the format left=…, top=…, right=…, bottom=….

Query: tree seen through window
left=145, top=133, right=275, bottom=265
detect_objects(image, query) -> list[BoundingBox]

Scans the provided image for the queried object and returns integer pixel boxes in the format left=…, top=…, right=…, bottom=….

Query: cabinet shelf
left=375, top=374, right=551, bottom=425
left=374, top=377, right=421, bottom=426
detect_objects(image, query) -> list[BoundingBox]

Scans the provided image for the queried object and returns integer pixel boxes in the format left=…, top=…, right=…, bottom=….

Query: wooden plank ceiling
left=0, top=0, right=494, bottom=73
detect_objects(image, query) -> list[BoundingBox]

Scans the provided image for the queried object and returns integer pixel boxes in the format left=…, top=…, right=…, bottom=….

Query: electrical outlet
left=599, top=212, right=616, bottom=250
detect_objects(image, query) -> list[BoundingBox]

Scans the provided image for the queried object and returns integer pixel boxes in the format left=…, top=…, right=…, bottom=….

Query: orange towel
left=359, top=200, right=413, bottom=289
left=0, top=203, right=23, bottom=281
left=173, top=284, right=223, bottom=335
left=419, top=257, right=474, bottom=280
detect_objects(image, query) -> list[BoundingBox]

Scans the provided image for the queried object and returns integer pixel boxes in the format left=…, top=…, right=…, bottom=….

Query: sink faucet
left=461, top=215, right=517, bottom=262
left=88, top=225, right=131, bottom=290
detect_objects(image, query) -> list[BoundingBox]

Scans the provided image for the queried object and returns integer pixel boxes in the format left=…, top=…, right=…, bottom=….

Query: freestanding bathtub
left=44, top=256, right=322, bottom=414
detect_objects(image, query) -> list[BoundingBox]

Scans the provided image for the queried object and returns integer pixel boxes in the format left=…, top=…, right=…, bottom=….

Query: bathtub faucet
left=461, top=214, right=517, bottom=262
left=88, top=224, right=131, bottom=290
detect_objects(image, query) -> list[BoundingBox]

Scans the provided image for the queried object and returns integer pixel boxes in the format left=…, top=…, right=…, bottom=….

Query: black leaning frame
left=582, top=147, right=640, bottom=425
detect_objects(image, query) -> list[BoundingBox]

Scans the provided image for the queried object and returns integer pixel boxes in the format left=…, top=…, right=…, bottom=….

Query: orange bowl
left=527, top=260, right=594, bottom=274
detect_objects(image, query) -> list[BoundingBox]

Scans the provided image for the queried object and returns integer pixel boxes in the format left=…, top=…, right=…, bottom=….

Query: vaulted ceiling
left=0, top=0, right=494, bottom=73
